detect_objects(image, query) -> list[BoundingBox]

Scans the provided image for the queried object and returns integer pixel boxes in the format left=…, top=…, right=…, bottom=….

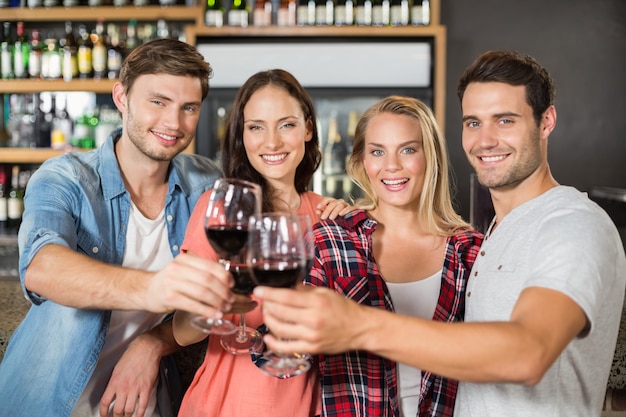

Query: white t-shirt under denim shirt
left=72, top=202, right=172, bottom=417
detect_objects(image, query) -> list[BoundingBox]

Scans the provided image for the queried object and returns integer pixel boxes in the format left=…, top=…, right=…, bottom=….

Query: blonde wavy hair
left=346, top=96, right=470, bottom=236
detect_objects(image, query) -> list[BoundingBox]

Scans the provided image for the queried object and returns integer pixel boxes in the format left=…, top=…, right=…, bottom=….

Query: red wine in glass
left=205, top=225, right=248, bottom=260
left=250, top=259, right=306, bottom=288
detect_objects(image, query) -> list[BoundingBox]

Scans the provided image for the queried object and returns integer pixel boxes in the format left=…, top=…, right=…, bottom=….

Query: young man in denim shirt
left=0, top=39, right=232, bottom=417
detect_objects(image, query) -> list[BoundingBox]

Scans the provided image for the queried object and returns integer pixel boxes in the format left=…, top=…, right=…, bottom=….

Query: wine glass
left=190, top=178, right=262, bottom=335
left=247, top=212, right=311, bottom=378
left=219, top=253, right=265, bottom=355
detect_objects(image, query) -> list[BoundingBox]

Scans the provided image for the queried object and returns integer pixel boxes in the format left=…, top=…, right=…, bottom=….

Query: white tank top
left=385, top=269, right=442, bottom=417
left=71, top=202, right=173, bottom=417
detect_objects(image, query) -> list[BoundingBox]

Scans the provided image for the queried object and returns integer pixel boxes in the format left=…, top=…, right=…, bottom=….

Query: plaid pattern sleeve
left=307, top=211, right=483, bottom=417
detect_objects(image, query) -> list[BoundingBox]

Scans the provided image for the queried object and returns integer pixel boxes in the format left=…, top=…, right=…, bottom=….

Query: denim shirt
left=0, top=129, right=221, bottom=417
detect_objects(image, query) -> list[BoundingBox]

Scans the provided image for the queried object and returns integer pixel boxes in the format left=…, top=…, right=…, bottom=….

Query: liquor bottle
left=228, top=0, right=250, bottom=28
left=253, top=0, right=272, bottom=27
left=41, top=34, right=62, bottom=80
left=276, top=0, right=297, bottom=26
left=354, top=0, right=372, bottom=26
left=33, top=93, right=52, bottom=148
left=389, top=0, right=408, bottom=26
left=205, top=0, right=225, bottom=27
left=334, top=0, right=354, bottom=26
left=371, top=0, right=389, bottom=26
left=410, top=0, right=429, bottom=26
left=1, top=22, right=14, bottom=80
left=7, top=165, right=24, bottom=235
left=124, top=20, right=140, bottom=55
left=62, top=21, right=79, bottom=82
left=50, top=94, right=73, bottom=150
left=13, top=22, right=29, bottom=79
left=0, top=166, right=7, bottom=234
left=106, top=23, right=123, bottom=79
left=323, top=115, right=347, bottom=176
left=315, top=0, right=333, bottom=25
left=77, top=24, right=93, bottom=79
left=296, top=0, right=315, bottom=26
left=28, top=29, right=43, bottom=79
left=92, top=20, right=108, bottom=80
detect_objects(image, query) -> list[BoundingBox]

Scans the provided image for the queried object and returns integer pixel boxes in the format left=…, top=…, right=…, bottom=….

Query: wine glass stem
left=236, top=314, right=248, bottom=343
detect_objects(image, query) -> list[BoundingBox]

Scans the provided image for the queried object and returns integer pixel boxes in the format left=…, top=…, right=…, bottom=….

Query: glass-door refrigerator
left=195, top=37, right=435, bottom=202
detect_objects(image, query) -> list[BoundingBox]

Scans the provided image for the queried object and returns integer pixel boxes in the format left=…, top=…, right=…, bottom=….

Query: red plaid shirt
left=308, top=210, right=483, bottom=417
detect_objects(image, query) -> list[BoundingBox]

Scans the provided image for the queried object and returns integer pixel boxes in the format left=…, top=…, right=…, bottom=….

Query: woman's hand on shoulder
left=316, top=197, right=355, bottom=220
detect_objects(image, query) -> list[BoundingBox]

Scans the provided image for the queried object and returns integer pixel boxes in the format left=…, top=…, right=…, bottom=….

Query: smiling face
left=242, top=85, right=312, bottom=188
left=461, top=82, right=547, bottom=191
left=114, top=73, right=203, bottom=162
left=362, top=112, right=426, bottom=211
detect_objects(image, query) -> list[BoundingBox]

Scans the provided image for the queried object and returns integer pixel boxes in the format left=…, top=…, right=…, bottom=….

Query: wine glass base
left=220, top=327, right=265, bottom=355
left=257, top=352, right=311, bottom=378
left=190, top=316, right=237, bottom=335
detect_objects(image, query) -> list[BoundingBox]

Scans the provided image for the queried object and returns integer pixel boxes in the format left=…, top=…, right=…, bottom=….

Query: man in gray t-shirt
left=254, top=50, right=626, bottom=417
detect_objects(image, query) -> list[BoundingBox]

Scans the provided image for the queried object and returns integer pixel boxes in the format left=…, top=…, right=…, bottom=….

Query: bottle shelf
left=1, top=5, right=204, bottom=25
left=0, top=78, right=116, bottom=94
left=0, top=148, right=81, bottom=164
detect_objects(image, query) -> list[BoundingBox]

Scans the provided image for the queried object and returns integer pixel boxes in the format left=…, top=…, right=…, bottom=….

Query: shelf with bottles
left=0, top=5, right=204, bottom=26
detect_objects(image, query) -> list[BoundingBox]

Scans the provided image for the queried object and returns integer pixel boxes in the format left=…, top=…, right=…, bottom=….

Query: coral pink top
left=178, top=191, right=323, bottom=417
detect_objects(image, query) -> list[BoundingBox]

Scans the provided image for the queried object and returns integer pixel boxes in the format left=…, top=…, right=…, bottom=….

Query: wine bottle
left=315, top=0, right=333, bottom=25
left=323, top=115, right=347, bottom=176
left=354, top=0, right=372, bottom=26
left=106, top=23, right=123, bottom=79
left=389, top=0, right=408, bottom=26
left=7, top=165, right=24, bottom=235
left=51, top=94, right=73, bottom=151
left=77, top=24, right=94, bottom=79
left=296, top=0, right=315, bottom=26
left=334, top=0, right=354, bottom=26
left=371, top=0, right=390, bottom=26
left=276, top=0, right=296, bottom=26
left=205, top=0, right=225, bottom=27
left=41, top=33, right=62, bottom=80
left=411, top=0, right=430, bottom=26
left=0, top=22, right=14, bottom=80
left=253, top=0, right=272, bottom=26
left=228, top=0, right=250, bottom=28
left=92, top=20, right=108, bottom=80
left=28, top=28, right=43, bottom=79
left=62, top=21, right=79, bottom=82
left=0, top=166, right=8, bottom=234
left=13, top=22, right=29, bottom=79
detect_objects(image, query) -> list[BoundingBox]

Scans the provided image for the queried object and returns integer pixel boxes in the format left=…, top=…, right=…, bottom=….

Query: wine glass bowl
left=247, top=212, right=312, bottom=377
left=190, top=178, right=261, bottom=336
